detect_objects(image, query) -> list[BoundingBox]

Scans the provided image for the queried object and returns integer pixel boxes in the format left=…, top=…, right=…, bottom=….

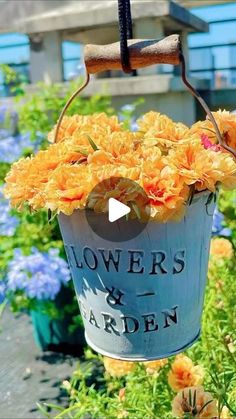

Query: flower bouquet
left=4, top=109, right=236, bottom=359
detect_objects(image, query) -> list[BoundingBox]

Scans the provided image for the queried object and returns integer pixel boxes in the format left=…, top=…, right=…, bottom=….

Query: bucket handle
left=54, top=35, right=236, bottom=158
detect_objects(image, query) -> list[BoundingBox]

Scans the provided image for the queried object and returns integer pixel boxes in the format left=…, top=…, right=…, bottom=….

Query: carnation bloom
left=172, top=386, right=218, bottom=418
left=210, top=238, right=233, bottom=259
left=137, top=111, right=189, bottom=148
left=103, top=356, right=136, bottom=377
left=142, top=358, right=168, bottom=375
left=190, top=110, right=236, bottom=152
left=48, top=113, right=123, bottom=143
left=168, top=142, right=236, bottom=192
left=4, top=112, right=236, bottom=222
left=168, top=354, right=204, bottom=392
left=142, top=166, right=189, bottom=222
left=213, top=110, right=236, bottom=150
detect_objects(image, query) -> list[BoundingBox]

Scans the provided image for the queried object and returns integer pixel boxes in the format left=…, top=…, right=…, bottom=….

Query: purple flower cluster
left=0, top=185, right=19, bottom=236
left=212, top=207, right=231, bottom=237
left=6, top=248, right=71, bottom=301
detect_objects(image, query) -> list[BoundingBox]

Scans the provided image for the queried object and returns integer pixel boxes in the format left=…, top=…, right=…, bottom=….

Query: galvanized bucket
left=58, top=191, right=215, bottom=360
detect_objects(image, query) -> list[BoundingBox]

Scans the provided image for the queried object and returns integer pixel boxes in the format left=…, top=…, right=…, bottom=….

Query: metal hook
left=54, top=72, right=90, bottom=143
left=180, top=53, right=236, bottom=158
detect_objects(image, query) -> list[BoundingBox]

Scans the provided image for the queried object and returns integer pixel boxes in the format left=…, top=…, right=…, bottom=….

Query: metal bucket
left=58, top=191, right=215, bottom=360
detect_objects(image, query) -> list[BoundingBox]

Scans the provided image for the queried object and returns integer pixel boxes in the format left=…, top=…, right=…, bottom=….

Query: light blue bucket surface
left=58, top=191, right=215, bottom=360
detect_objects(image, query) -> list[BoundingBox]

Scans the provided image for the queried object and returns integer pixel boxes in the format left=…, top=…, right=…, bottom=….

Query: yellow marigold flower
left=172, top=386, right=218, bottom=418
left=220, top=406, right=232, bottom=419
left=142, top=358, right=168, bottom=375
left=48, top=113, right=123, bottom=143
left=103, top=356, right=136, bottom=377
left=210, top=238, right=233, bottom=259
left=168, top=354, right=204, bottom=392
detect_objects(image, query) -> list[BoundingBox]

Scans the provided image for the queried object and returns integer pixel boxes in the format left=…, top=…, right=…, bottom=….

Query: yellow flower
left=168, top=142, right=236, bottom=192
left=103, top=356, right=136, bottom=377
left=142, top=359, right=168, bottom=375
left=4, top=111, right=236, bottom=220
left=142, top=166, right=190, bottom=222
left=213, top=110, right=236, bottom=150
left=189, top=120, right=218, bottom=144
left=48, top=113, right=123, bottom=143
left=137, top=111, right=189, bottom=150
left=190, top=110, right=236, bottom=152
left=172, top=386, right=218, bottom=418
left=220, top=406, right=232, bottom=419
left=210, top=238, right=233, bottom=259
left=168, top=354, right=204, bottom=392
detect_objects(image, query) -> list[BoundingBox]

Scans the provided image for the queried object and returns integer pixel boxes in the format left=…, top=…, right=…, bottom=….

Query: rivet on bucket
left=58, top=191, right=215, bottom=361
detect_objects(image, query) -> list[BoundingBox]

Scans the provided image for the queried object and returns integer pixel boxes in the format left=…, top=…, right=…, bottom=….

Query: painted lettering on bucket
left=78, top=301, right=179, bottom=335
left=64, top=245, right=186, bottom=276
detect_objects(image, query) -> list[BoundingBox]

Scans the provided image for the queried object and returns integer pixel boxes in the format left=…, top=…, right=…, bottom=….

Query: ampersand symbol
left=105, top=286, right=124, bottom=306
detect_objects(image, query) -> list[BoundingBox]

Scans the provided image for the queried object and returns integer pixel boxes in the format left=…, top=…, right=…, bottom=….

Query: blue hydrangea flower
left=212, top=207, right=231, bottom=237
left=0, top=132, right=43, bottom=164
left=0, top=282, right=6, bottom=304
left=0, top=185, right=19, bottom=236
left=0, top=105, right=7, bottom=125
left=6, top=248, right=71, bottom=301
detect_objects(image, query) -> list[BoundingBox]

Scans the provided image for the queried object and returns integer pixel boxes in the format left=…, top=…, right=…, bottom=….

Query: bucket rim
left=58, top=189, right=214, bottom=218
left=84, top=329, right=201, bottom=361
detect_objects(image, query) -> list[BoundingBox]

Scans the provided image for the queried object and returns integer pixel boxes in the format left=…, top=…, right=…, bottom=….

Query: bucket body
left=58, top=192, right=215, bottom=360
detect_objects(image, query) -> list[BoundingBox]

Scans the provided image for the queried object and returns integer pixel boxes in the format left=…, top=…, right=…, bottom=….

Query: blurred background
left=0, top=0, right=236, bottom=123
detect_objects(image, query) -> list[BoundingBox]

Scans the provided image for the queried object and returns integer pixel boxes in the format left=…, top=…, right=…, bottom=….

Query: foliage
left=40, top=254, right=236, bottom=418
left=0, top=73, right=113, bottom=321
left=17, top=80, right=114, bottom=143
left=218, top=189, right=236, bottom=248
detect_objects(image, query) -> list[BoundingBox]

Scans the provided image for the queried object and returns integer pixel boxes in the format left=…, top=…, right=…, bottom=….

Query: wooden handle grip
left=84, top=34, right=181, bottom=74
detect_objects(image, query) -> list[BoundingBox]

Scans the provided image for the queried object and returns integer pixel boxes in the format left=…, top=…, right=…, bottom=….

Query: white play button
left=108, top=198, right=131, bottom=223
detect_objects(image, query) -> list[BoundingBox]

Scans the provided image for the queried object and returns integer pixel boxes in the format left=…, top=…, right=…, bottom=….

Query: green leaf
left=85, top=135, right=99, bottom=151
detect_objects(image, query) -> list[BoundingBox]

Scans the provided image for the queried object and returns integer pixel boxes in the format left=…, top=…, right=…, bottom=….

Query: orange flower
left=142, top=166, right=189, bottom=222
left=48, top=113, right=123, bottom=143
left=172, top=386, right=218, bottom=418
left=213, top=110, right=236, bottom=150
left=210, top=238, right=233, bottom=259
left=137, top=111, right=189, bottom=149
left=4, top=111, right=236, bottom=221
left=142, top=358, right=168, bottom=375
left=168, top=142, right=236, bottom=192
left=190, top=110, right=236, bottom=152
left=168, top=354, right=204, bottom=392
left=103, top=356, right=136, bottom=377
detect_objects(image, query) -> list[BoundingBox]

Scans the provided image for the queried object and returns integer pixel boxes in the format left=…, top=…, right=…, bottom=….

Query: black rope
left=118, top=0, right=135, bottom=74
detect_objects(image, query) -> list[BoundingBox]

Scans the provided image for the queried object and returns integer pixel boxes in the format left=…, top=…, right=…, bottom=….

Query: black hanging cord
left=118, top=0, right=136, bottom=74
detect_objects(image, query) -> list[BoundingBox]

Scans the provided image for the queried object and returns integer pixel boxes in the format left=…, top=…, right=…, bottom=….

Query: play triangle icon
left=108, top=198, right=131, bottom=223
